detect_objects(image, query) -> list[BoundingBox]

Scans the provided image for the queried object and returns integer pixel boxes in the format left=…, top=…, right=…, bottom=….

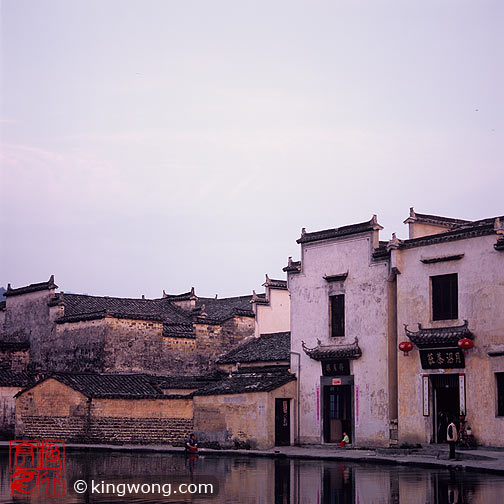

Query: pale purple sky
left=1, top=0, right=503, bottom=298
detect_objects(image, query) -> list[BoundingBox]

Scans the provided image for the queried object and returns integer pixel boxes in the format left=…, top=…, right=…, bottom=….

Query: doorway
left=431, top=374, right=459, bottom=443
left=275, top=398, right=291, bottom=446
left=323, top=385, right=352, bottom=443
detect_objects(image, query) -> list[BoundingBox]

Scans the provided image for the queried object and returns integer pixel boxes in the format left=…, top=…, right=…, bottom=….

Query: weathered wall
left=0, top=386, right=22, bottom=439
left=47, top=315, right=254, bottom=375
left=396, top=234, right=504, bottom=447
left=48, top=319, right=108, bottom=372
left=194, top=381, right=296, bottom=449
left=0, top=349, right=29, bottom=372
left=289, top=232, right=391, bottom=447
left=254, top=288, right=290, bottom=337
left=2, top=289, right=57, bottom=371
left=16, top=379, right=194, bottom=444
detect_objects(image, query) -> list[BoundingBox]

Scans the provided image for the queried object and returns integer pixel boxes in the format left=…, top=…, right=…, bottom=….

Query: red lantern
left=398, top=341, right=414, bottom=356
left=458, top=338, right=474, bottom=351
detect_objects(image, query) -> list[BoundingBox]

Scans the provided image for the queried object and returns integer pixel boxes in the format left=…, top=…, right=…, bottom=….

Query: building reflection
left=0, top=451, right=502, bottom=503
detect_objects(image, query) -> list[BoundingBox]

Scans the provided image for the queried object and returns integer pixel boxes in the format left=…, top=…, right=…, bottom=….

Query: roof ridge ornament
left=387, top=233, right=403, bottom=251
left=370, top=214, right=384, bottom=230
left=494, top=217, right=504, bottom=235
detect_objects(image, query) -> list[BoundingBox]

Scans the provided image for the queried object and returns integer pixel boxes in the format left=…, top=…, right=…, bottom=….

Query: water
left=2, top=449, right=504, bottom=503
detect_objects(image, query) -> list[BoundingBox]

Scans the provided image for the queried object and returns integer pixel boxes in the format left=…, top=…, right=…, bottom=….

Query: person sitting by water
left=339, top=432, right=350, bottom=448
left=185, top=433, right=198, bottom=452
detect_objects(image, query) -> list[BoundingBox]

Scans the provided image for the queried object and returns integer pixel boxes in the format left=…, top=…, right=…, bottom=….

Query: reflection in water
left=1, top=450, right=503, bottom=503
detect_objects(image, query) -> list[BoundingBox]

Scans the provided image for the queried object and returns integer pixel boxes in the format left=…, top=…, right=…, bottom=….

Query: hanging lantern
left=458, top=338, right=474, bottom=351
left=398, top=341, right=414, bottom=356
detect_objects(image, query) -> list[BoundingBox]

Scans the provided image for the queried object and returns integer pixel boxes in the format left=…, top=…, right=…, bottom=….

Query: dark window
left=431, top=274, right=458, bottom=320
left=330, top=295, right=345, bottom=337
left=497, top=373, right=504, bottom=417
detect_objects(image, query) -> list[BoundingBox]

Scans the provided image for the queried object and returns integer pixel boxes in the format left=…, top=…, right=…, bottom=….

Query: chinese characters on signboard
left=9, top=440, right=65, bottom=497
left=321, top=360, right=350, bottom=376
left=423, top=375, right=429, bottom=416
left=419, top=348, right=465, bottom=369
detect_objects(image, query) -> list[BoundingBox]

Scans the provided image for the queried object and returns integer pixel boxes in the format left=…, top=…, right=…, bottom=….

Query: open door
left=275, top=398, right=291, bottom=446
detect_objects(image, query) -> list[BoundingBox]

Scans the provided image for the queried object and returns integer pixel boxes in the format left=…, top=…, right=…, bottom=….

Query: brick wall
left=16, top=379, right=194, bottom=445
left=19, top=416, right=193, bottom=445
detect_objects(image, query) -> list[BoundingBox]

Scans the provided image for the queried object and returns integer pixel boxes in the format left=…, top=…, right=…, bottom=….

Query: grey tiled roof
left=194, top=370, right=296, bottom=396
left=297, top=216, right=382, bottom=244
left=153, top=375, right=219, bottom=389
left=19, top=372, right=167, bottom=398
left=263, top=277, right=287, bottom=289
left=53, top=294, right=196, bottom=338
left=196, top=295, right=254, bottom=321
left=400, top=216, right=504, bottom=250
left=406, top=212, right=470, bottom=227
left=5, top=275, right=57, bottom=297
left=52, top=291, right=253, bottom=329
left=217, top=332, right=291, bottom=364
left=0, top=368, right=33, bottom=387
left=405, top=320, right=473, bottom=349
left=302, top=338, right=362, bottom=360
left=283, top=259, right=301, bottom=273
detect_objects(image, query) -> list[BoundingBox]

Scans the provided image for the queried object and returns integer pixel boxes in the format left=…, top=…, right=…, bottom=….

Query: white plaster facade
left=286, top=209, right=504, bottom=448
left=252, top=275, right=290, bottom=337
left=394, top=212, right=504, bottom=447
left=287, top=217, right=393, bottom=447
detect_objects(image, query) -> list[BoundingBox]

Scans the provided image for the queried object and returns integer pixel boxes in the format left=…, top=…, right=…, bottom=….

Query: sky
left=1, top=0, right=503, bottom=299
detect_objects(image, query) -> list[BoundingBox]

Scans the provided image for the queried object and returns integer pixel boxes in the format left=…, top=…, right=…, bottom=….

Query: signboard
left=419, top=348, right=465, bottom=369
left=331, top=379, right=342, bottom=386
left=459, top=374, right=466, bottom=416
left=321, top=360, right=350, bottom=376
left=316, top=385, right=320, bottom=425
left=423, top=375, right=429, bottom=416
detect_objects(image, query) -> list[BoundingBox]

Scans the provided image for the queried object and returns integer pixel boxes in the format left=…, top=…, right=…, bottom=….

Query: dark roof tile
left=19, top=372, right=167, bottom=398
left=400, top=216, right=504, bottom=250
left=405, top=320, right=473, bottom=349
left=5, top=275, right=57, bottom=298
left=196, top=295, right=254, bottom=321
left=0, top=368, right=33, bottom=387
left=56, top=293, right=192, bottom=325
left=302, top=338, right=362, bottom=360
left=195, top=370, right=296, bottom=396
left=218, top=332, right=290, bottom=364
left=297, top=215, right=382, bottom=244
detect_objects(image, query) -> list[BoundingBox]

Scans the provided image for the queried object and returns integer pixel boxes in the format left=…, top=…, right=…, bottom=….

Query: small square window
left=497, top=373, right=504, bottom=417
left=330, top=295, right=345, bottom=337
left=431, top=274, right=458, bottom=320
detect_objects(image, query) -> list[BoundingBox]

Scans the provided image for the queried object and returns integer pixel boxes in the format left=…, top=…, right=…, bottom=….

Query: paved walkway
left=2, top=441, right=503, bottom=474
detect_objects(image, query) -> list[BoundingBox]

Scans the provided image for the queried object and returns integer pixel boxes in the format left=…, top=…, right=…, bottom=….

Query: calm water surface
left=2, top=450, right=504, bottom=503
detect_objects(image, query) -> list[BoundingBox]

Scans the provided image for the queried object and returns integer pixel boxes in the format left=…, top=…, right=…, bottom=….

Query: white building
left=285, top=216, right=394, bottom=447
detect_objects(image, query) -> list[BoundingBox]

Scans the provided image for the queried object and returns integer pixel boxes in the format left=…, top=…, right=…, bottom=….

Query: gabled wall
left=396, top=234, right=504, bottom=446
left=289, top=231, right=391, bottom=447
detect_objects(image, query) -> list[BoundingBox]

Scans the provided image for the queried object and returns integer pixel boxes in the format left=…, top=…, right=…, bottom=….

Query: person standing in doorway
left=447, top=418, right=458, bottom=460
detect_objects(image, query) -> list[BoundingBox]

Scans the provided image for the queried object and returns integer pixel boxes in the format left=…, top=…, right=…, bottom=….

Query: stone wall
left=2, top=289, right=57, bottom=372
left=43, top=315, right=254, bottom=376
left=0, top=348, right=29, bottom=372
left=16, top=379, right=194, bottom=445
